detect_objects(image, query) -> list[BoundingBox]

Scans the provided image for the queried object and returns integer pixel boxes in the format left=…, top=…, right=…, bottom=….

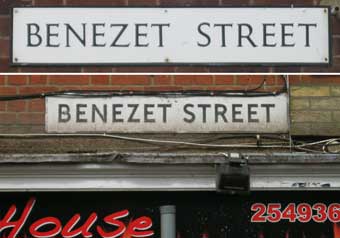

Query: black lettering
left=135, top=24, right=149, bottom=47
left=183, top=104, right=195, bottom=123
left=232, top=104, right=243, bottom=123
left=112, top=104, right=123, bottom=122
left=144, top=104, right=155, bottom=122
left=197, top=22, right=211, bottom=47
left=215, top=104, right=227, bottom=123
left=261, top=104, right=275, bottom=122
left=198, top=104, right=211, bottom=123
left=158, top=104, right=171, bottom=123
left=248, top=104, right=259, bottom=123
left=76, top=104, right=87, bottom=123
left=46, top=24, right=60, bottom=47
left=151, top=23, right=170, bottom=47
left=281, top=23, right=295, bottom=47
left=238, top=24, right=257, bottom=47
left=263, top=23, right=277, bottom=47
left=92, top=104, right=107, bottom=123
left=65, top=23, right=86, bottom=47
left=214, top=24, right=233, bottom=47
left=92, top=23, right=106, bottom=47
left=127, top=104, right=140, bottom=122
left=58, top=104, right=70, bottom=123
left=110, top=24, right=130, bottom=47
left=298, top=23, right=317, bottom=47
left=27, top=23, right=42, bottom=47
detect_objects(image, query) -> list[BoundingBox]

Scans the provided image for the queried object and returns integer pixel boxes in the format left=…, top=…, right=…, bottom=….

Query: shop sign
left=0, top=192, right=340, bottom=238
left=45, top=94, right=289, bottom=133
left=12, top=7, right=330, bottom=65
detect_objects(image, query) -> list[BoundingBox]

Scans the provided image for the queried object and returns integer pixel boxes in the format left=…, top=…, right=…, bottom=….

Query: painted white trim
left=0, top=163, right=339, bottom=191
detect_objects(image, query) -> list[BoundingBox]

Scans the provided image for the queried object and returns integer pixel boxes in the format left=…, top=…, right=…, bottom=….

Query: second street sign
left=12, top=7, right=330, bottom=65
left=46, top=94, right=289, bottom=133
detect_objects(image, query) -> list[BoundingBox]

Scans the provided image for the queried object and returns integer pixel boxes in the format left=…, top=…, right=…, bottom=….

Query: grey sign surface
left=46, top=94, right=289, bottom=133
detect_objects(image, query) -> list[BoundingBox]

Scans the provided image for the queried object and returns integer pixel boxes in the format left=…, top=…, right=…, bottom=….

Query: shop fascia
left=0, top=198, right=154, bottom=238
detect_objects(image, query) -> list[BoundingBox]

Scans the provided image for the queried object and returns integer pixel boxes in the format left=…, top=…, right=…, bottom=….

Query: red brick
left=298, top=75, right=340, bottom=84
left=34, top=0, right=63, bottom=5
left=91, top=75, right=110, bottom=85
left=19, top=66, right=83, bottom=73
left=0, top=16, right=10, bottom=37
left=128, top=0, right=157, bottom=5
left=160, top=0, right=219, bottom=6
left=0, top=0, right=32, bottom=14
left=236, top=74, right=283, bottom=86
left=209, top=66, right=272, bottom=73
left=80, top=86, right=120, bottom=91
left=302, top=57, right=340, bottom=73
left=0, top=87, right=16, bottom=95
left=251, top=0, right=316, bottom=5
left=221, top=0, right=249, bottom=6
left=111, top=76, right=151, bottom=85
left=83, top=67, right=114, bottom=72
left=0, top=102, right=6, bottom=111
left=332, top=17, right=340, bottom=35
left=236, top=75, right=267, bottom=85
left=66, top=0, right=126, bottom=5
left=7, top=75, right=27, bottom=85
left=333, top=37, right=340, bottom=57
left=17, top=113, right=44, bottom=125
left=0, top=76, right=5, bottom=85
left=19, top=86, right=58, bottom=94
left=266, top=76, right=279, bottom=85
left=49, top=75, right=90, bottom=85
left=28, top=99, right=45, bottom=112
left=0, top=39, right=9, bottom=58
left=175, top=67, right=209, bottom=72
left=174, top=75, right=213, bottom=85
left=153, top=75, right=173, bottom=85
left=215, top=75, right=234, bottom=85
left=0, top=113, right=16, bottom=124
left=29, top=75, right=48, bottom=85
left=114, top=66, right=176, bottom=73
left=288, top=75, right=301, bottom=85
left=7, top=100, right=26, bottom=112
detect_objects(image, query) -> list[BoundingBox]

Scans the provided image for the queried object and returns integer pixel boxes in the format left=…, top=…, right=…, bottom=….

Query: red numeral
left=297, top=203, right=312, bottom=223
left=251, top=203, right=266, bottom=223
left=282, top=203, right=297, bottom=222
left=251, top=202, right=339, bottom=223
left=266, top=204, right=281, bottom=223
left=312, top=203, right=327, bottom=223
left=328, top=203, right=340, bottom=223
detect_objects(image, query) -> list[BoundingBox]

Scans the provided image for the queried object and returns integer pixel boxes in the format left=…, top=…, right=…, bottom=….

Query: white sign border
left=11, top=6, right=332, bottom=66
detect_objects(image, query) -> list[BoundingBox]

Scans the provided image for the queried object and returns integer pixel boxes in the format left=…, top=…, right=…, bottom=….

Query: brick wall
left=290, top=75, right=340, bottom=136
left=1, top=74, right=340, bottom=136
left=0, top=0, right=339, bottom=73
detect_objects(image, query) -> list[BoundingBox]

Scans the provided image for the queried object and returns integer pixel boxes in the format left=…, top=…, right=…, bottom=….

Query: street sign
left=12, top=7, right=330, bottom=65
left=45, top=94, right=289, bottom=133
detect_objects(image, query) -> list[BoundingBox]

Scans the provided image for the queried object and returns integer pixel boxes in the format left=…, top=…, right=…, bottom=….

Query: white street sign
left=46, top=94, right=289, bottom=133
left=12, top=7, right=330, bottom=65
